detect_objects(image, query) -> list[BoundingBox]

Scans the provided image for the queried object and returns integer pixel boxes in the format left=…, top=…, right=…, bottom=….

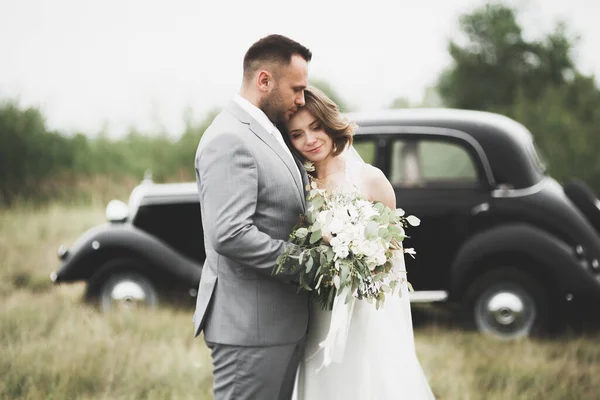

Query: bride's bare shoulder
left=360, top=164, right=396, bottom=209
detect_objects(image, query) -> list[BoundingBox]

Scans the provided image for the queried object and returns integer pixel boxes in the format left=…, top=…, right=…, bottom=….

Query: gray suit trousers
left=206, top=338, right=305, bottom=400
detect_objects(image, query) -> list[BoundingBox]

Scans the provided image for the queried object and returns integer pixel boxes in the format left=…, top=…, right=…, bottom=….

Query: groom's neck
left=239, top=86, right=261, bottom=109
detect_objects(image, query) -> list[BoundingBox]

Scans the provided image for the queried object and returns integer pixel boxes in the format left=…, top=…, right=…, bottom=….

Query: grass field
left=1, top=203, right=600, bottom=399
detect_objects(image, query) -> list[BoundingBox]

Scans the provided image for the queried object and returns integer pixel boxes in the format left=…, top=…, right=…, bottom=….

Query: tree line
left=1, top=3, right=599, bottom=206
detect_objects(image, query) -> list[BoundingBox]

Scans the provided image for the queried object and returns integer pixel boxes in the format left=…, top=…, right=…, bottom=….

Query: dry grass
left=1, top=203, right=600, bottom=399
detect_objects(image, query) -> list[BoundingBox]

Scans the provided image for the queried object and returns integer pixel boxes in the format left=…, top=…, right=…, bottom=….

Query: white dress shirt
left=233, top=94, right=301, bottom=183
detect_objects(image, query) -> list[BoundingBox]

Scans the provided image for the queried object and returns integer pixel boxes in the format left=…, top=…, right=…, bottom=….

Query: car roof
left=347, top=108, right=544, bottom=188
left=347, top=108, right=532, bottom=143
left=129, top=181, right=198, bottom=207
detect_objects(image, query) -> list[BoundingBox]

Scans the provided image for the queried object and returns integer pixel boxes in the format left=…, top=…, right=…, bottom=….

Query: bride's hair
left=302, top=86, right=357, bottom=156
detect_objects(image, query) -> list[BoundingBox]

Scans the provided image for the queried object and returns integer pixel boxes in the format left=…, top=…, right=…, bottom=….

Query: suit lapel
left=226, top=101, right=305, bottom=210
left=294, top=156, right=309, bottom=209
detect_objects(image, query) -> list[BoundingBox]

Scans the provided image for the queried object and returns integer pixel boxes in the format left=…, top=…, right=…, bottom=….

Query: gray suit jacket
left=193, top=100, right=309, bottom=346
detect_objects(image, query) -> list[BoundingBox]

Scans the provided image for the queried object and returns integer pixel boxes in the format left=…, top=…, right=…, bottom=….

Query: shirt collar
left=233, top=93, right=276, bottom=135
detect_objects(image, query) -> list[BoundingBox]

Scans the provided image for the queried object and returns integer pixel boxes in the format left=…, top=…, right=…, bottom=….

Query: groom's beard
left=260, top=92, right=287, bottom=126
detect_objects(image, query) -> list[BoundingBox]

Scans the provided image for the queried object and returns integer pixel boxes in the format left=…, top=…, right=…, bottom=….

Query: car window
left=133, top=202, right=204, bottom=262
left=390, top=139, right=479, bottom=188
left=353, top=140, right=376, bottom=165
left=529, top=140, right=547, bottom=175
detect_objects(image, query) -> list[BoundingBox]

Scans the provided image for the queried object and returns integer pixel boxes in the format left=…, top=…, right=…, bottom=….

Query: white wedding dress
left=292, top=149, right=435, bottom=400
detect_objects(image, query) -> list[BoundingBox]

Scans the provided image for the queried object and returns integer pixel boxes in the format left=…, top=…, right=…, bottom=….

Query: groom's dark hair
left=243, top=34, right=312, bottom=81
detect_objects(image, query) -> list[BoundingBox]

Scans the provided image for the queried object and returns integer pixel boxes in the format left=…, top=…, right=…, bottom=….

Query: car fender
left=450, top=223, right=600, bottom=299
left=54, top=223, right=202, bottom=285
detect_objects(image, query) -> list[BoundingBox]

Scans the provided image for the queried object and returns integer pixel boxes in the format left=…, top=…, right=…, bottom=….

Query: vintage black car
left=51, top=108, right=600, bottom=339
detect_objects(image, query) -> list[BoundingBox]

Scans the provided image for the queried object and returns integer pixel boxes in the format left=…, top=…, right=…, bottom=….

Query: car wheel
left=97, top=271, right=158, bottom=312
left=463, top=268, right=548, bottom=339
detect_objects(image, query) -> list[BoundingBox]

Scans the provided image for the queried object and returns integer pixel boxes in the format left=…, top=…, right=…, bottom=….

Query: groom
left=193, top=35, right=311, bottom=400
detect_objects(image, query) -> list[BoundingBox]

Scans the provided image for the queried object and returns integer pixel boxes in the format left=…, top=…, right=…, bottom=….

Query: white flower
left=375, top=252, right=387, bottom=266
left=328, top=218, right=344, bottom=235
left=365, top=259, right=378, bottom=271
left=334, top=245, right=349, bottom=259
left=404, top=248, right=417, bottom=258
left=330, top=236, right=341, bottom=248
left=303, top=161, right=315, bottom=172
left=354, top=239, right=379, bottom=258
left=406, top=215, right=421, bottom=227
left=346, top=204, right=359, bottom=220
left=396, top=208, right=406, bottom=217
left=337, top=224, right=358, bottom=244
left=357, top=200, right=378, bottom=219
left=317, top=210, right=332, bottom=236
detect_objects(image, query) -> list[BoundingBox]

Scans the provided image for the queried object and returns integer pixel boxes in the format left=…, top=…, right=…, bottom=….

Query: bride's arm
left=361, top=164, right=396, bottom=209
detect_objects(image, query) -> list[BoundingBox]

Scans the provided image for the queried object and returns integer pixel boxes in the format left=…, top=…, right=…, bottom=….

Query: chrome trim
left=566, top=293, right=574, bottom=301
left=471, top=202, right=490, bottom=215
left=475, top=288, right=536, bottom=339
left=409, top=290, right=448, bottom=303
left=486, top=292, right=524, bottom=325
left=57, top=245, right=69, bottom=260
left=357, top=125, right=496, bottom=188
left=105, top=199, right=129, bottom=222
left=491, top=179, right=546, bottom=198
left=110, top=281, right=148, bottom=304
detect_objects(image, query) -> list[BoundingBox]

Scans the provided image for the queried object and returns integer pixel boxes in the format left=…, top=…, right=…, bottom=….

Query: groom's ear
left=257, top=70, right=272, bottom=93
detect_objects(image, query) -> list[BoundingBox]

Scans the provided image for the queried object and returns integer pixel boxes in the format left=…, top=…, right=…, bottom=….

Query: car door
left=381, top=132, right=492, bottom=291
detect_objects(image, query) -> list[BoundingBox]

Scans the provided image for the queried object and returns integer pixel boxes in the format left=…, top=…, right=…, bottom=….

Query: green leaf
left=311, top=196, right=324, bottom=210
left=309, top=230, right=322, bottom=244
left=299, top=274, right=312, bottom=291
left=306, top=255, right=314, bottom=273
left=333, top=275, right=341, bottom=290
left=345, top=289, right=354, bottom=304
left=315, top=274, right=324, bottom=290
left=341, top=265, right=349, bottom=283
left=389, top=280, right=397, bottom=294
left=295, top=227, right=309, bottom=238
left=309, top=221, right=321, bottom=232
left=351, top=276, right=359, bottom=295
left=326, top=248, right=335, bottom=262
left=379, top=211, right=390, bottom=225
left=365, top=221, right=379, bottom=239
left=378, top=227, right=391, bottom=241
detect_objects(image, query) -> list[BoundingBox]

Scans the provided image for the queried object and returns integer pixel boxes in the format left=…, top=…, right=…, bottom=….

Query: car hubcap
left=488, top=292, right=524, bottom=325
left=100, top=274, right=157, bottom=312
left=475, top=288, right=536, bottom=339
left=111, top=280, right=148, bottom=307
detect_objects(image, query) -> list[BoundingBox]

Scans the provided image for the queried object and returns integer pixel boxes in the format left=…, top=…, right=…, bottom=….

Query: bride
left=283, top=87, right=436, bottom=400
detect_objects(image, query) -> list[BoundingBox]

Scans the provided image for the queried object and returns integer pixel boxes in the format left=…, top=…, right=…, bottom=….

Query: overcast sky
left=1, top=0, right=599, bottom=137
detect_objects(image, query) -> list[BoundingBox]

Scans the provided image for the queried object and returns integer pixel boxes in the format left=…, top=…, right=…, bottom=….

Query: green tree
left=310, top=79, right=351, bottom=112
left=437, top=3, right=576, bottom=111
left=0, top=101, right=74, bottom=205
left=389, top=97, right=412, bottom=109
left=437, top=2, right=600, bottom=194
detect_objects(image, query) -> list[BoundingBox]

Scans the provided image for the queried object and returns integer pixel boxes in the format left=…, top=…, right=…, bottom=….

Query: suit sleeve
left=197, top=132, right=298, bottom=280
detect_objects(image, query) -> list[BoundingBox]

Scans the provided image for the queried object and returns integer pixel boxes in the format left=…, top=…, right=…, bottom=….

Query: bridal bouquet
left=275, top=181, right=420, bottom=311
